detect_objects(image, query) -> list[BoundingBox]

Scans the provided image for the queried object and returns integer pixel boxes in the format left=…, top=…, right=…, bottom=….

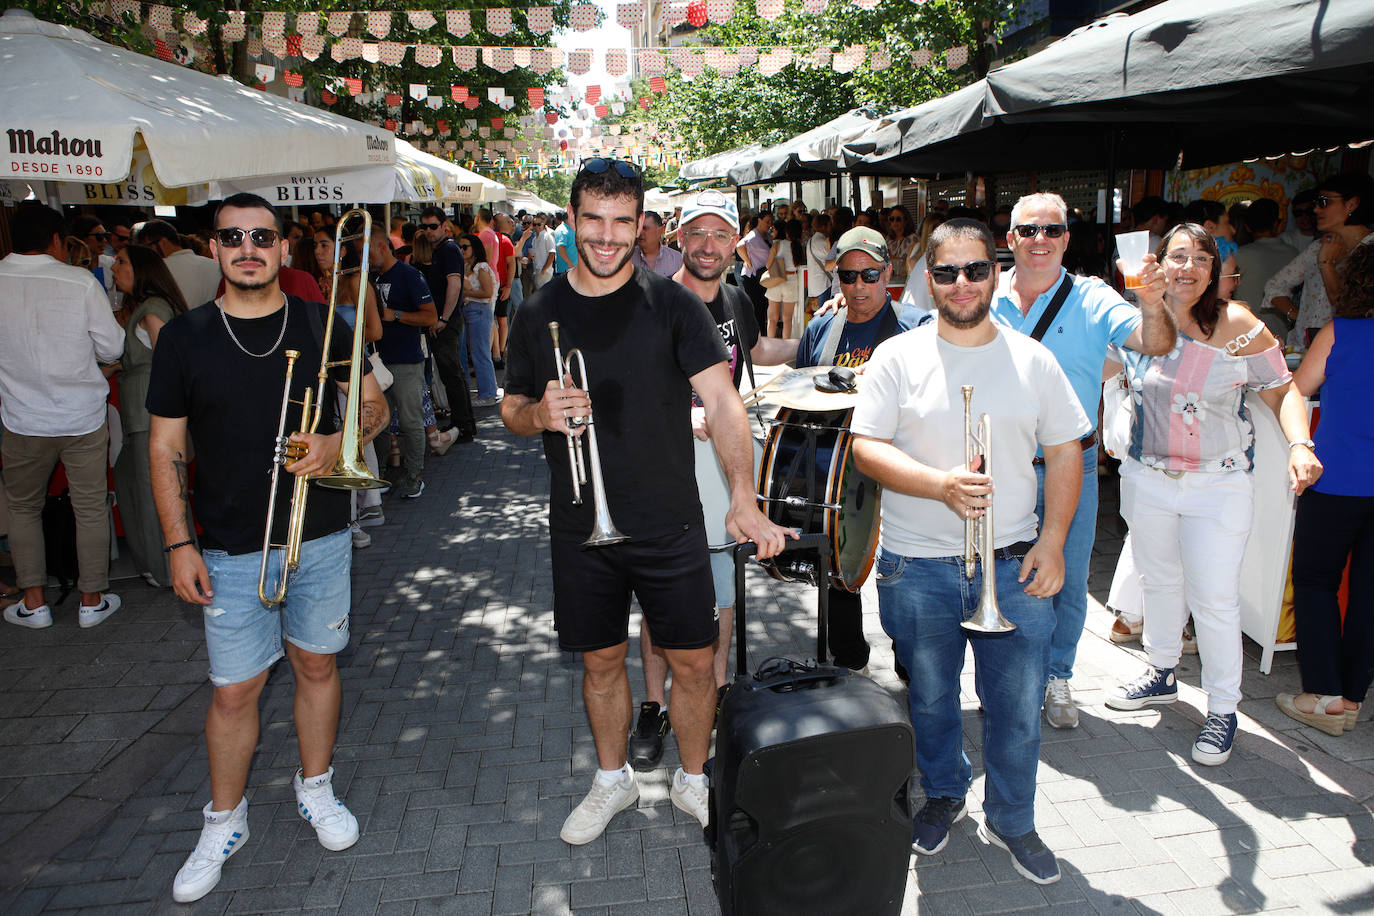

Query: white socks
left=595, top=763, right=634, bottom=786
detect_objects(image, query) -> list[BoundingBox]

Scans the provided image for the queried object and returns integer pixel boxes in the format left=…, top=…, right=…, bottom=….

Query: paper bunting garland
left=760, top=47, right=792, bottom=75
left=585, top=85, right=602, bottom=104
left=945, top=45, right=969, bottom=68
left=853, top=0, right=879, bottom=8
left=594, top=104, right=608, bottom=119
left=327, top=11, right=352, bottom=36
left=427, top=96, right=443, bottom=110
left=833, top=44, right=864, bottom=73
left=262, top=34, right=286, bottom=58
left=803, top=0, right=827, bottom=12
left=513, top=47, right=531, bottom=68
left=366, top=11, right=391, bottom=38
left=153, top=38, right=172, bottom=61
left=344, top=77, right=363, bottom=96
left=546, top=111, right=559, bottom=125
left=246, top=34, right=262, bottom=58
left=910, top=48, right=933, bottom=66
left=415, top=44, right=442, bottom=67
left=485, top=47, right=515, bottom=73
left=321, top=88, right=337, bottom=105
left=147, top=4, right=173, bottom=32
left=649, top=75, right=667, bottom=93
left=295, top=11, right=319, bottom=34
left=409, top=83, right=427, bottom=101
left=182, top=11, right=206, bottom=35
left=446, top=9, right=471, bottom=37
left=486, top=9, right=513, bottom=36
left=223, top=11, right=246, bottom=42
left=870, top=44, right=891, bottom=70
left=260, top=11, right=284, bottom=35
left=464, top=96, right=480, bottom=109
left=408, top=10, right=437, bottom=30
left=385, top=92, right=403, bottom=108
left=452, top=46, right=477, bottom=69
left=527, top=7, right=555, bottom=33
left=706, top=0, right=734, bottom=23
left=451, top=85, right=468, bottom=101
left=756, top=0, right=784, bottom=18
left=568, top=50, right=593, bottom=75
left=528, top=87, right=545, bottom=106
left=361, top=43, right=378, bottom=64
left=570, top=3, right=598, bottom=31
left=638, top=49, right=665, bottom=75
left=530, top=48, right=554, bottom=74
left=617, top=2, right=644, bottom=29
left=605, top=48, right=628, bottom=76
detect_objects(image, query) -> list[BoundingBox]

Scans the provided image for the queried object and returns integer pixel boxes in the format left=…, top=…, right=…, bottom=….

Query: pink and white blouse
left=1111, top=323, right=1290, bottom=473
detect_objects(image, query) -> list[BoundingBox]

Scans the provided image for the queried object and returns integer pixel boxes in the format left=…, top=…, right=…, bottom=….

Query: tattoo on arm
left=359, top=402, right=386, bottom=443
left=173, top=452, right=190, bottom=503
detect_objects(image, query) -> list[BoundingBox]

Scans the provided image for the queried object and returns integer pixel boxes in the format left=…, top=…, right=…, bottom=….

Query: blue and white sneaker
left=1105, top=665, right=1178, bottom=710
left=912, top=795, right=966, bottom=855
left=978, top=821, right=1061, bottom=885
left=172, top=797, right=249, bottom=903
left=294, top=767, right=360, bottom=851
left=1193, top=712, right=1238, bottom=766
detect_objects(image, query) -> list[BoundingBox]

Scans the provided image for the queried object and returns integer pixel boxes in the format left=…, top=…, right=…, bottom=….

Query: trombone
left=258, top=209, right=385, bottom=606
left=960, top=385, right=1016, bottom=634
left=548, top=322, right=627, bottom=548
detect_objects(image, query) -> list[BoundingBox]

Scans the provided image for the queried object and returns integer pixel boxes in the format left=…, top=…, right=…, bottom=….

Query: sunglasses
left=1315, top=194, right=1344, bottom=208
left=88, top=231, right=109, bottom=241
left=214, top=226, right=280, bottom=248
left=929, top=260, right=995, bottom=285
left=421, top=222, right=443, bottom=230
left=1011, top=223, right=1067, bottom=238
left=581, top=157, right=640, bottom=178
left=838, top=267, right=884, bottom=284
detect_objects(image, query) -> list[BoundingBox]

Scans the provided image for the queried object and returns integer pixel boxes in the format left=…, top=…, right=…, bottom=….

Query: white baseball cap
left=681, top=189, right=739, bottom=231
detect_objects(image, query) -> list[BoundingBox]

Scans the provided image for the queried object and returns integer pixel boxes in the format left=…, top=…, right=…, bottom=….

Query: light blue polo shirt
left=554, top=223, right=577, bottom=272
left=991, top=267, right=1140, bottom=429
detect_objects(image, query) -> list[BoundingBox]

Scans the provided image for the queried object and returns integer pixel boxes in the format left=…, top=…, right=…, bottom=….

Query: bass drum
left=756, top=406, right=880, bottom=592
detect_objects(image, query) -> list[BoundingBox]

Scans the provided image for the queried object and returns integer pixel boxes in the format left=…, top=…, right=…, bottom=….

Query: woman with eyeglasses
left=1103, top=223, right=1322, bottom=766
left=1279, top=244, right=1374, bottom=735
left=460, top=234, right=502, bottom=406
left=1262, top=172, right=1374, bottom=349
left=110, top=245, right=190, bottom=586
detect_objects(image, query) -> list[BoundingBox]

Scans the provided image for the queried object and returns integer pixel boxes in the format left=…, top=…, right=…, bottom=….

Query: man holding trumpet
left=851, top=219, right=1088, bottom=885
left=147, top=194, right=389, bottom=902
left=502, top=160, right=794, bottom=846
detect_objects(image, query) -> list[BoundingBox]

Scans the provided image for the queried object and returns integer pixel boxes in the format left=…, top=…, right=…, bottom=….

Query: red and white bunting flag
left=806, top=46, right=832, bottom=67
left=451, top=86, right=468, bottom=101
left=113, top=0, right=137, bottom=20
left=485, top=47, right=515, bottom=73
left=409, top=83, right=427, bottom=101
left=321, top=89, right=337, bottom=105
left=687, top=1, right=708, bottom=27
left=759, top=47, right=790, bottom=74
left=802, top=0, right=827, bottom=12
left=638, top=49, right=665, bottom=75
left=546, top=111, right=559, bottom=125
left=367, top=11, right=391, bottom=38
left=649, top=75, right=667, bottom=93
left=385, top=92, right=403, bottom=108
left=570, top=3, right=598, bottom=31
left=223, top=11, right=246, bottom=42
left=612, top=102, right=626, bottom=115
left=491, top=116, right=504, bottom=130
left=295, top=11, right=319, bottom=34
left=300, top=34, right=325, bottom=61
left=756, top=0, right=784, bottom=19
left=408, top=10, right=437, bottom=30
left=605, top=48, right=628, bottom=76
left=833, top=44, right=864, bottom=73
left=153, top=38, right=173, bottom=61
left=182, top=11, right=207, bottom=35
left=737, top=45, right=758, bottom=67
left=568, top=50, right=592, bottom=75
left=384, top=119, right=397, bottom=131
left=513, top=47, right=531, bottom=68
left=261, top=11, right=285, bottom=35
left=246, top=34, right=263, bottom=58
left=379, top=41, right=406, bottom=66
left=594, top=104, right=608, bottom=119
left=427, top=96, right=442, bottom=110
left=585, top=84, right=602, bottom=104
left=530, top=48, right=554, bottom=74
left=663, top=2, right=688, bottom=27
left=870, top=44, right=891, bottom=70
left=464, top=96, right=480, bottom=109
left=706, top=0, right=734, bottom=23
left=437, top=119, right=450, bottom=134
left=446, top=10, right=472, bottom=37
left=640, top=96, right=652, bottom=109
left=910, top=47, right=933, bottom=67
left=283, top=70, right=303, bottom=88
left=945, top=45, right=969, bottom=68
left=452, top=46, right=477, bottom=69
left=486, top=9, right=513, bottom=36
left=852, top=0, right=879, bottom=8
left=263, top=34, right=287, bottom=58
left=327, top=12, right=352, bottom=37
left=285, top=34, right=302, bottom=56
left=415, top=45, right=441, bottom=68
left=527, top=7, right=555, bottom=33
left=617, top=2, right=644, bottom=29
left=345, top=77, right=364, bottom=96
left=147, top=4, right=173, bottom=32
left=497, top=94, right=515, bottom=111
left=528, top=87, right=545, bottom=106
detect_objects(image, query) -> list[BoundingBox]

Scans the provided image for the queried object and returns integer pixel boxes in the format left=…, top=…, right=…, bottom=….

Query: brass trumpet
left=258, top=209, right=384, bottom=606
left=548, top=322, right=627, bottom=548
left=960, top=385, right=1016, bottom=634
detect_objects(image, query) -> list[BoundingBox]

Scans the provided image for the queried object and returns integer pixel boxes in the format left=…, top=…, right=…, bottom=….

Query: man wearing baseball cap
left=627, top=189, right=800, bottom=770
left=795, top=225, right=925, bottom=676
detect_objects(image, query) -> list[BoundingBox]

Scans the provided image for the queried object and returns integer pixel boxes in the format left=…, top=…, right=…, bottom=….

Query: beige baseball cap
left=835, top=226, right=889, bottom=262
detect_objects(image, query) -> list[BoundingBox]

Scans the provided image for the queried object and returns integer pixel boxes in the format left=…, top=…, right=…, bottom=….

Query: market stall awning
left=0, top=9, right=394, bottom=193
left=679, top=143, right=767, bottom=182
left=502, top=188, right=562, bottom=214
left=726, top=108, right=884, bottom=186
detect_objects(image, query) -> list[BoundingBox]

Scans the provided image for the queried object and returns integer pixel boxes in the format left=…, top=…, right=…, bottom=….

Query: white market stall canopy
left=503, top=188, right=562, bottom=214
left=0, top=9, right=395, bottom=196
left=679, top=143, right=766, bottom=182
left=643, top=186, right=685, bottom=212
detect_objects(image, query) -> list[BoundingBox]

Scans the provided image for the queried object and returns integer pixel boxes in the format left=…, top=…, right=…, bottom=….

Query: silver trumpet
left=961, top=385, right=1016, bottom=634
left=548, top=322, right=628, bottom=548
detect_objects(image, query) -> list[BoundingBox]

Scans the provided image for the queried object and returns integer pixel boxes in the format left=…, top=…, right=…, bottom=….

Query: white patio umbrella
left=0, top=9, right=395, bottom=201
left=503, top=188, right=562, bottom=214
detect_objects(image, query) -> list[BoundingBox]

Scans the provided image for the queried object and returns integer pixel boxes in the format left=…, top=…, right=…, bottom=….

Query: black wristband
left=163, top=539, right=195, bottom=553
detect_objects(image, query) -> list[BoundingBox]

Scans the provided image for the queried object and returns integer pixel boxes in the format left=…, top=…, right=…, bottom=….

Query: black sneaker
left=912, top=796, right=966, bottom=855
left=978, top=821, right=1060, bottom=884
left=627, top=702, right=669, bottom=771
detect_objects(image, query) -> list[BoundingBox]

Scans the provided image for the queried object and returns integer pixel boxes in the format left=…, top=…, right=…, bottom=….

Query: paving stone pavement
left=1, top=406, right=1373, bottom=915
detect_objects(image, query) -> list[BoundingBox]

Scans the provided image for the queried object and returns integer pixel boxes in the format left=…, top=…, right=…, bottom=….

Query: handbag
left=1101, top=371, right=1132, bottom=459
left=367, top=350, right=394, bottom=391
left=759, top=265, right=786, bottom=289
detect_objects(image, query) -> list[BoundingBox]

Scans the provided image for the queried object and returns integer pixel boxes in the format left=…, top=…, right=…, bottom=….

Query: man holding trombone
left=147, top=194, right=389, bottom=903
left=851, top=219, right=1088, bottom=885
left=501, top=160, right=793, bottom=846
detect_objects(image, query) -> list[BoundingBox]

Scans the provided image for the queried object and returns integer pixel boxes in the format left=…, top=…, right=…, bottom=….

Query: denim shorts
left=201, top=528, right=352, bottom=686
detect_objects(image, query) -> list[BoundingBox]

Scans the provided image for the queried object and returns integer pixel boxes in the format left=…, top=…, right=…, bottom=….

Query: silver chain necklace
left=218, top=295, right=289, bottom=358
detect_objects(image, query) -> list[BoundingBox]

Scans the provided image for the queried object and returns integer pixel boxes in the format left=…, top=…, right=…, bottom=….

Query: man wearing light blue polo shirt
left=991, top=193, right=1174, bottom=729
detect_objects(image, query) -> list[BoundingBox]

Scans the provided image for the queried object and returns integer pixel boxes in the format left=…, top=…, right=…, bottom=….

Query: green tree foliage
left=634, top=0, right=1023, bottom=159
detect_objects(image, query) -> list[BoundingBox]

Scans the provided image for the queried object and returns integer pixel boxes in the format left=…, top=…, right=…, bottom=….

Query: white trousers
left=1120, top=460, right=1254, bottom=714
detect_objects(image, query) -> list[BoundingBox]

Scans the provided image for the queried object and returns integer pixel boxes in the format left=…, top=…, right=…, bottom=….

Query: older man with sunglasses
left=992, top=193, right=1173, bottom=729
left=795, top=226, right=925, bottom=675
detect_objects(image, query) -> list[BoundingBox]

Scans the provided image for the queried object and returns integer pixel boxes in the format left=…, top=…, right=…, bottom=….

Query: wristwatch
left=1288, top=438, right=1315, bottom=450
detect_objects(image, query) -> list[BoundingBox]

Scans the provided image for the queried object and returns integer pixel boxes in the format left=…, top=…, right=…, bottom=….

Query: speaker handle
left=732, top=534, right=832, bottom=679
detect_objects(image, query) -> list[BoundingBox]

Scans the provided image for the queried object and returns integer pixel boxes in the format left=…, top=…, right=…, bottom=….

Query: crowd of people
left=0, top=161, right=1369, bottom=901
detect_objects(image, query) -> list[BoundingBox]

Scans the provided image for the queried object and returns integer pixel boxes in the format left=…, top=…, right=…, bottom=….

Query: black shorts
left=495, top=296, right=509, bottom=319
left=550, top=524, right=718, bottom=652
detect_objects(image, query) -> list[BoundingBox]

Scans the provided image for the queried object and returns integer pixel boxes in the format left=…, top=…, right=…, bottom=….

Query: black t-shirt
left=425, top=237, right=465, bottom=317
left=506, top=267, right=728, bottom=541
left=702, top=284, right=759, bottom=390
left=146, top=296, right=367, bottom=554
left=375, top=260, right=433, bottom=365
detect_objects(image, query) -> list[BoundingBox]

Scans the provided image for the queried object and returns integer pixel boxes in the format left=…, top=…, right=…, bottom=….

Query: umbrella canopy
left=679, top=142, right=767, bottom=182
left=847, top=0, right=1374, bottom=175
left=0, top=9, right=394, bottom=191
left=503, top=188, right=563, bottom=214
left=726, top=108, right=884, bottom=186
left=400, top=142, right=506, bottom=204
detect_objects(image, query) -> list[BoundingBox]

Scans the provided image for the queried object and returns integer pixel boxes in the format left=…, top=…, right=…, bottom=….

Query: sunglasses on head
left=214, top=227, right=280, bottom=248
left=929, top=260, right=995, bottom=285
left=838, top=267, right=884, bottom=284
left=1011, top=223, right=1067, bottom=239
left=580, top=157, right=640, bottom=178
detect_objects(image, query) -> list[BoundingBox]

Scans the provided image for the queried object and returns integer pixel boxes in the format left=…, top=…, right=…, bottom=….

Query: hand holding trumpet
left=538, top=378, right=591, bottom=436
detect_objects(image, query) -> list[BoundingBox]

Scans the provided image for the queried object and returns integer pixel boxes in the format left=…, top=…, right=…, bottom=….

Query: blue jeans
left=1035, top=445, right=1097, bottom=681
left=876, top=548, right=1054, bottom=837
left=461, top=300, right=497, bottom=399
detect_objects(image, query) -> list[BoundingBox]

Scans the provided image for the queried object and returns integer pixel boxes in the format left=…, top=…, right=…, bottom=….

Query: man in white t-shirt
left=851, top=218, right=1088, bottom=887
left=529, top=215, right=557, bottom=289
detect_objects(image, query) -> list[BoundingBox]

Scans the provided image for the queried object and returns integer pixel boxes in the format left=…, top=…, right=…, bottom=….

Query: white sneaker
left=172, top=797, right=249, bottom=903
left=670, top=767, right=710, bottom=828
left=350, top=522, right=372, bottom=550
left=1043, top=676, right=1079, bottom=729
left=4, top=601, right=52, bottom=629
left=560, top=771, right=639, bottom=845
left=294, top=767, right=360, bottom=851
left=78, top=593, right=121, bottom=629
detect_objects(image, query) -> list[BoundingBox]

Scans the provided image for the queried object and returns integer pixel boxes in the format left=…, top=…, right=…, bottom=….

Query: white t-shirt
left=806, top=232, right=830, bottom=296
left=530, top=229, right=556, bottom=276
left=465, top=261, right=498, bottom=306
left=850, top=323, right=1089, bottom=558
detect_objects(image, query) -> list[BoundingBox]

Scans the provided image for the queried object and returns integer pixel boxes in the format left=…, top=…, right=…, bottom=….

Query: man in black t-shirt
left=501, top=161, right=793, bottom=847
left=147, top=194, right=389, bottom=904
left=418, top=206, right=476, bottom=442
left=371, top=224, right=438, bottom=498
left=629, top=190, right=800, bottom=769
